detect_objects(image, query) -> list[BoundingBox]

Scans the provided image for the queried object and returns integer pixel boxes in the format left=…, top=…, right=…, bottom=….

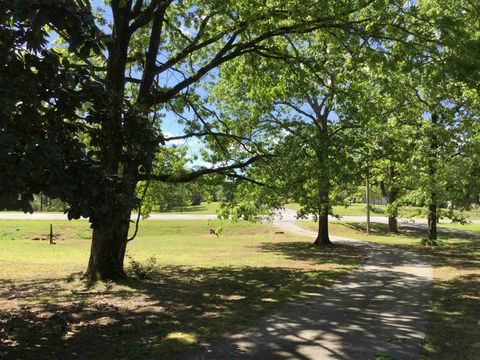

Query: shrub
left=127, top=255, right=158, bottom=280
left=420, top=237, right=444, bottom=247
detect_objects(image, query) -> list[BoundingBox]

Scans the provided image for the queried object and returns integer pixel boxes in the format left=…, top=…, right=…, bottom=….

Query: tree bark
left=85, top=209, right=131, bottom=281
left=387, top=187, right=399, bottom=233
left=313, top=110, right=332, bottom=246
left=388, top=216, right=398, bottom=234
left=314, top=210, right=331, bottom=245
left=83, top=3, right=135, bottom=282
left=427, top=114, right=438, bottom=241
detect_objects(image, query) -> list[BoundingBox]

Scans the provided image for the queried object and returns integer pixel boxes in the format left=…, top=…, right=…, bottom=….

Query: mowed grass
left=156, top=201, right=221, bottom=214
left=286, top=203, right=389, bottom=217
left=297, top=220, right=480, bottom=360
left=286, top=203, right=480, bottom=220
left=0, top=219, right=365, bottom=359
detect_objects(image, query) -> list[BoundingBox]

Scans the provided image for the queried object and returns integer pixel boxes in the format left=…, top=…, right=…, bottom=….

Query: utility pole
left=366, top=169, right=371, bottom=235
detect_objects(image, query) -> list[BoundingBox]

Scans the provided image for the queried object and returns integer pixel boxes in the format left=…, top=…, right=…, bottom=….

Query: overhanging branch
left=137, top=154, right=269, bottom=183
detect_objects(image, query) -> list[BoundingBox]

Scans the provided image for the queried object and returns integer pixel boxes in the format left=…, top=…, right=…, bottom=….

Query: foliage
left=208, top=32, right=372, bottom=227
left=420, top=237, right=444, bottom=247
left=0, top=1, right=100, bottom=214
left=4, top=0, right=396, bottom=278
left=3, top=0, right=480, bottom=277
left=127, top=255, right=158, bottom=280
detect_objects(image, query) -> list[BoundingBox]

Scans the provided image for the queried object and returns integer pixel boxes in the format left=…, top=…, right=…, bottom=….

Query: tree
left=1, top=0, right=385, bottom=280
left=402, top=0, right=478, bottom=241
left=210, top=28, right=395, bottom=244
left=358, top=68, right=420, bottom=233
left=0, top=1, right=100, bottom=212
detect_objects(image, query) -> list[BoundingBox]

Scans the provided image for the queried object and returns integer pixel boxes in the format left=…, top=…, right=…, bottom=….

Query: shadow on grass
left=344, top=221, right=480, bottom=240
left=343, top=221, right=429, bottom=237
left=340, top=221, right=480, bottom=269
left=342, top=222, right=413, bottom=236
left=162, top=204, right=209, bottom=213
left=259, top=241, right=367, bottom=267
left=0, top=264, right=354, bottom=360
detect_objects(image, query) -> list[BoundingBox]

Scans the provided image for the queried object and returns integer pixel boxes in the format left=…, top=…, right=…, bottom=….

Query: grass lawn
left=156, top=201, right=221, bottom=214
left=286, top=203, right=480, bottom=220
left=0, top=219, right=365, bottom=359
left=287, top=203, right=416, bottom=217
left=297, top=220, right=480, bottom=360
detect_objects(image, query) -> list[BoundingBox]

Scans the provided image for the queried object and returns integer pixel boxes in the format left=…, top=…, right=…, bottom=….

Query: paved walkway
left=181, top=213, right=433, bottom=360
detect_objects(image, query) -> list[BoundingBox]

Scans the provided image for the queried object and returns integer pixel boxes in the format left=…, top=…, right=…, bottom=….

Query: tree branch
left=149, top=18, right=364, bottom=106
left=138, top=155, right=268, bottom=183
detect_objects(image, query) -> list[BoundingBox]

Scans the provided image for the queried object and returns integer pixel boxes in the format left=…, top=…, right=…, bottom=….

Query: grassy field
left=297, top=220, right=480, bottom=359
left=287, top=202, right=421, bottom=217
left=286, top=203, right=480, bottom=220
left=6, top=201, right=480, bottom=220
left=156, top=201, right=221, bottom=214
left=0, top=219, right=365, bottom=359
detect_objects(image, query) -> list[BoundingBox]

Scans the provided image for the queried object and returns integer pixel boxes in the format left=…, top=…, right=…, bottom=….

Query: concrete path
left=181, top=213, right=433, bottom=360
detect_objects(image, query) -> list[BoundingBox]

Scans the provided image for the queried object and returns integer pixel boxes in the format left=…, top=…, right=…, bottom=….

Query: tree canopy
left=1, top=0, right=479, bottom=279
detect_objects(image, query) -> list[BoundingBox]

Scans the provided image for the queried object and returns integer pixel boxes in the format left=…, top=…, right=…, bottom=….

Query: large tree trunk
left=314, top=210, right=331, bottom=245
left=85, top=210, right=132, bottom=281
left=84, top=5, right=136, bottom=282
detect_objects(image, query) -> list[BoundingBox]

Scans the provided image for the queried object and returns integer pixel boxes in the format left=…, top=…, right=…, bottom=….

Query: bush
left=420, top=237, right=444, bottom=247
left=127, top=255, right=158, bottom=280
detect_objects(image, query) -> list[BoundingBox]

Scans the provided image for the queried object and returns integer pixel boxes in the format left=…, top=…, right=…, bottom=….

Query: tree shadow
left=343, top=221, right=480, bottom=241
left=340, top=221, right=480, bottom=271
left=259, top=241, right=367, bottom=267
left=343, top=222, right=429, bottom=237
left=0, top=264, right=352, bottom=359
left=164, top=204, right=210, bottom=213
